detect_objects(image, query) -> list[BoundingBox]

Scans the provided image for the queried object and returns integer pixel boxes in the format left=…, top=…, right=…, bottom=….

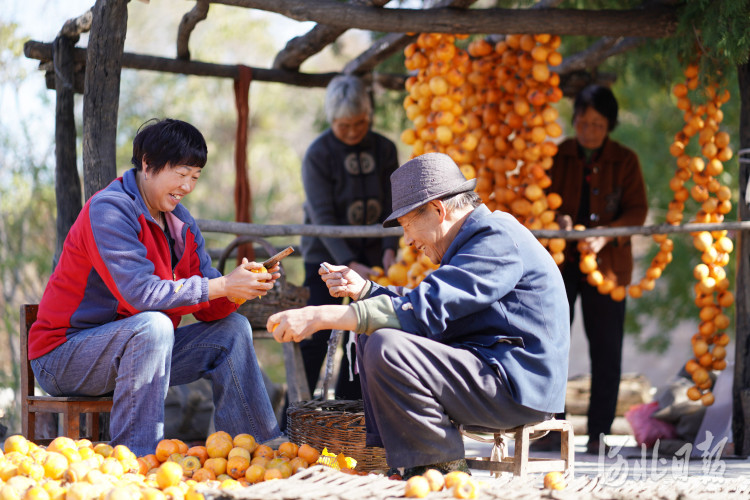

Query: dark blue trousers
left=561, top=262, right=626, bottom=439
left=357, top=330, right=550, bottom=468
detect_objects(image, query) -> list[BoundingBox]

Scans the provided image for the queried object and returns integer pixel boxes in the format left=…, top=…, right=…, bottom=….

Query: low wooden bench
left=20, top=304, right=113, bottom=444
left=463, top=418, right=575, bottom=478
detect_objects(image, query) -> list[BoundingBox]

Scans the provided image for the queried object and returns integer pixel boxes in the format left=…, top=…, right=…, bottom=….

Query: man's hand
left=268, top=305, right=356, bottom=343
left=320, top=262, right=368, bottom=299
left=347, top=261, right=374, bottom=279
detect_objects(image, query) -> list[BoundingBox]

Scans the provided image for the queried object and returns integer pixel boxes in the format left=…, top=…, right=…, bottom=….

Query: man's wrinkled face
left=398, top=204, right=444, bottom=265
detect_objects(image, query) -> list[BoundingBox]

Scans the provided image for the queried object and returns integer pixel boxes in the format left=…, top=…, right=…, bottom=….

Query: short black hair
left=573, top=85, right=619, bottom=132
left=131, top=118, right=207, bottom=175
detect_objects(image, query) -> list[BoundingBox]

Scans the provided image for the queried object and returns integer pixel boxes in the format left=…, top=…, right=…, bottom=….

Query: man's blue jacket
left=372, top=205, right=570, bottom=413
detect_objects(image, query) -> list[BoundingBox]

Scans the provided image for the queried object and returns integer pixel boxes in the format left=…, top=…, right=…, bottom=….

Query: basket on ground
left=287, top=399, right=387, bottom=473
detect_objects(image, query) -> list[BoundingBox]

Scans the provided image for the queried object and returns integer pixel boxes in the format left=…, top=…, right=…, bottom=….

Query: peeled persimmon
left=297, top=444, right=320, bottom=465
left=245, top=464, right=265, bottom=484
left=252, top=445, right=274, bottom=460
left=155, top=439, right=179, bottom=463
left=156, top=461, right=184, bottom=489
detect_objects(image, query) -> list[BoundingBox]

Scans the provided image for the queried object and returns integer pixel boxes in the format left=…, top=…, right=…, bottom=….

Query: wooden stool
left=20, top=304, right=113, bottom=444
left=463, top=419, right=574, bottom=478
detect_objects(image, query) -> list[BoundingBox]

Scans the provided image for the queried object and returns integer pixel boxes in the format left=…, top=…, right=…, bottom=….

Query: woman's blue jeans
left=31, top=312, right=281, bottom=456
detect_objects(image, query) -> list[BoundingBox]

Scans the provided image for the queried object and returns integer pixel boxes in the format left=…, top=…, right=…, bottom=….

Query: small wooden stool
left=463, top=419, right=574, bottom=478
left=20, top=304, right=113, bottom=444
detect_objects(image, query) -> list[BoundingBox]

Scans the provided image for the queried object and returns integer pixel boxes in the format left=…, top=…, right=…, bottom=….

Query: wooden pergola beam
left=197, top=219, right=750, bottom=240
left=53, top=34, right=82, bottom=264
left=24, top=41, right=406, bottom=90
left=272, top=0, right=392, bottom=71
left=82, top=0, right=128, bottom=201
left=209, top=0, right=678, bottom=38
left=177, top=0, right=209, bottom=60
left=734, top=58, right=750, bottom=456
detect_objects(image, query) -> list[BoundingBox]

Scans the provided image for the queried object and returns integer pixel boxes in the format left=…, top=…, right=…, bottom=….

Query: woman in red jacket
left=547, top=85, right=648, bottom=454
left=29, top=119, right=282, bottom=455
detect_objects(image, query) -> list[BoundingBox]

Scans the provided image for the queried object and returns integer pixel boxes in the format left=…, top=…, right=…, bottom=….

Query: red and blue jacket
left=29, top=168, right=238, bottom=359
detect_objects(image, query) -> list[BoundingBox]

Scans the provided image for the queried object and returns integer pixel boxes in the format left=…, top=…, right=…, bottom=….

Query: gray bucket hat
left=383, top=152, right=477, bottom=228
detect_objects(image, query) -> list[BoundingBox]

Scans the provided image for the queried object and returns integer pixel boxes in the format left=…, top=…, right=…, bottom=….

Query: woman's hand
left=580, top=234, right=612, bottom=255
left=320, top=262, right=368, bottom=299
left=221, top=258, right=280, bottom=301
left=556, top=214, right=573, bottom=231
left=268, top=305, right=356, bottom=343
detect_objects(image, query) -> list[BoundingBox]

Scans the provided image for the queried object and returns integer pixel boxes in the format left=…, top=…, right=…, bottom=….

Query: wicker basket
left=286, top=399, right=387, bottom=473
left=217, top=236, right=309, bottom=329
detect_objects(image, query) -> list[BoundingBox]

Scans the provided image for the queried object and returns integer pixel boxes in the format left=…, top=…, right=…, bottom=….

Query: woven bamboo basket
left=217, top=236, right=309, bottom=329
left=286, top=399, right=387, bottom=473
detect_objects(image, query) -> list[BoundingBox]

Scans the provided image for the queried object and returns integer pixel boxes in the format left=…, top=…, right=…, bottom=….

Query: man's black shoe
left=402, top=459, right=471, bottom=480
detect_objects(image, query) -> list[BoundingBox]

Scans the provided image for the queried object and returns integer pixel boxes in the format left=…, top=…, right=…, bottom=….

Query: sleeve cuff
left=356, top=281, right=373, bottom=301
left=350, top=295, right=401, bottom=335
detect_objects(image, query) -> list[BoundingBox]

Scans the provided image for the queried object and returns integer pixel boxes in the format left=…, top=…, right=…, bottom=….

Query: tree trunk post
left=53, top=35, right=82, bottom=265
left=733, top=59, right=750, bottom=457
left=82, top=0, right=128, bottom=199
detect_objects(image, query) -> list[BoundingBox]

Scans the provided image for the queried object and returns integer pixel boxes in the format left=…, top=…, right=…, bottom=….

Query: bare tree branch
left=554, top=36, right=644, bottom=74
left=60, top=9, right=93, bottom=39
left=272, top=0, right=391, bottom=71
left=208, top=0, right=678, bottom=38
left=177, top=0, right=210, bottom=60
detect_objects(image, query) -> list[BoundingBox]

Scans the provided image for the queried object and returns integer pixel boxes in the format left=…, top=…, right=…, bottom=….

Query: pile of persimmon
left=404, top=468, right=479, bottom=499
left=0, top=432, right=325, bottom=500
left=668, top=63, right=734, bottom=406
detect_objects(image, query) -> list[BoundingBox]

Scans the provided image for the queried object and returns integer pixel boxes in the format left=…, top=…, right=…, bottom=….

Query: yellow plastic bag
left=316, top=448, right=357, bottom=470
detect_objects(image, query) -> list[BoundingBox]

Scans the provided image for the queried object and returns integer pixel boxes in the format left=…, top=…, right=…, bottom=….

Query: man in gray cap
left=270, top=152, right=570, bottom=477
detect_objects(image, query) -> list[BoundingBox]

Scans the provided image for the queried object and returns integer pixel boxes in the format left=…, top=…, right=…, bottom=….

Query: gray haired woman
left=298, top=75, right=400, bottom=403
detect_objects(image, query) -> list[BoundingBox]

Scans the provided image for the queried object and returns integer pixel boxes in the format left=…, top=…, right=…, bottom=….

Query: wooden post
left=733, top=59, right=750, bottom=457
left=53, top=35, right=82, bottom=265
left=82, top=0, right=128, bottom=199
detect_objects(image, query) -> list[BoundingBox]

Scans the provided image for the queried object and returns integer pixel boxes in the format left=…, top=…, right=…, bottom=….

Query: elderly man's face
left=398, top=202, right=446, bottom=265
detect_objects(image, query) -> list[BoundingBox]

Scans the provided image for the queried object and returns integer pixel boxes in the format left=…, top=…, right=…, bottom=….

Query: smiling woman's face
left=142, top=163, right=202, bottom=215
left=574, top=106, right=610, bottom=150
left=331, top=112, right=370, bottom=146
